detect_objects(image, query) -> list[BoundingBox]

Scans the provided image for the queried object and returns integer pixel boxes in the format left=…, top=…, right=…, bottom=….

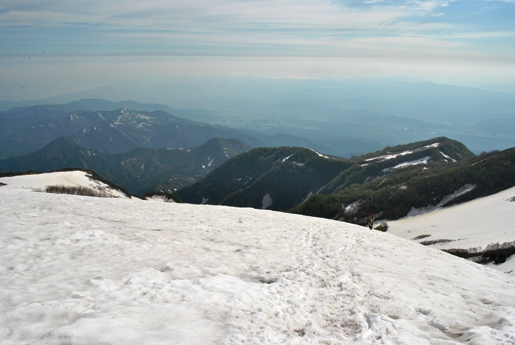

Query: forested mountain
left=176, top=146, right=353, bottom=210
left=320, top=137, right=474, bottom=195
left=292, top=139, right=515, bottom=225
left=3, top=99, right=514, bottom=226
left=0, top=137, right=251, bottom=194
left=178, top=137, right=515, bottom=225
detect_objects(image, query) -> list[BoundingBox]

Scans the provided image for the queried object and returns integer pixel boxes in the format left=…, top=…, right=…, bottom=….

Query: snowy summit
left=1, top=171, right=515, bottom=344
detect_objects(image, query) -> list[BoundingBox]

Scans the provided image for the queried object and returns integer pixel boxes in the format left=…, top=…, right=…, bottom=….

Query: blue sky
left=1, top=0, right=515, bottom=100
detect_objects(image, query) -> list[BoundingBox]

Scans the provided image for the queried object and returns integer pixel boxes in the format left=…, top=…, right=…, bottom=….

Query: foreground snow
left=389, top=186, right=515, bottom=276
left=1, top=174, right=515, bottom=344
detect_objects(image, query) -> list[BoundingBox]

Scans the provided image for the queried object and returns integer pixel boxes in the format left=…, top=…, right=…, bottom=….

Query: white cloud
left=408, top=0, right=454, bottom=12
left=0, top=1, right=422, bottom=30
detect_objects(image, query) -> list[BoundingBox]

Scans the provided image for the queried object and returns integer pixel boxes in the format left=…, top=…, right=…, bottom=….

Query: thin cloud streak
left=1, top=0, right=504, bottom=59
left=1, top=1, right=408, bottom=30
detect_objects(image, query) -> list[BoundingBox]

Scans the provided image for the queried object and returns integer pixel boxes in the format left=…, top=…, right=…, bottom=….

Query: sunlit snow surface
left=0, top=171, right=128, bottom=199
left=389, top=186, right=515, bottom=276
left=1, top=172, right=515, bottom=344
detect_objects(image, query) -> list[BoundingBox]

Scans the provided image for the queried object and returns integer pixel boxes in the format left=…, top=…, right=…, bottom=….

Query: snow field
left=389, top=186, right=515, bottom=276
left=1, top=173, right=515, bottom=344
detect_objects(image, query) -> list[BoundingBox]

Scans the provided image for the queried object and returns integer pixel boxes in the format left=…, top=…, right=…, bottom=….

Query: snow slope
left=389, top=186, right=515, bottom=276
left=0, top=171, right=128, bottom=198
left=1, top=172, right=515, bottom=344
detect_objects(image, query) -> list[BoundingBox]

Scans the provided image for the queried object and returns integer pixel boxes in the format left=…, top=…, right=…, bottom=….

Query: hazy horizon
left=2, top=1, right=515, bottom=102
left=2, top=1, right=515, bottom=155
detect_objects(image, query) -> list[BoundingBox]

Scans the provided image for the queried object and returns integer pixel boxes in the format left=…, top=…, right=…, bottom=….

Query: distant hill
left=5, top=78, right=515, bottom=157
left=0, top=99, right=178, bottom=139
left=292, top=139, right=515, bottom=225
left=0, top=99, right=327, bottom=159
left=0, top=106, right=261, bottom=159
left=176, top=137, right=515, bottom=225
left=0, top=98, right=177, bottom=114
left=320, top=137, right=475, bottom=195
left=0, top=137, right=251, bottom=194
left=68, top=77, right=515, bottom=155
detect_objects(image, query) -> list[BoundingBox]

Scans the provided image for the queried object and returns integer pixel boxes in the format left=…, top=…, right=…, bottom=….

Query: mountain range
left=0, top=136, right=251, bottom=195
left=2, top=99, right=515, bottom=228
left=177, top=137, right=515, bottom=226
left=293, top=140, right=515, bottom=225
left=0, top=100, right=326, bottom=160
left=5, top=77, right=515, bottom=157
left=29, top=77, right=515, bottom=155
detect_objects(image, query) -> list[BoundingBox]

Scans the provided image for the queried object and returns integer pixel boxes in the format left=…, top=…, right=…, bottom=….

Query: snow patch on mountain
left=344, top=200, right=362, bottom=215
left=440, top=150, right=457, bottom=162
left=407, top=184, right=476, bottom=217
left=309, top=148, right=329, bottom=159
left=365, top=143, right=440, bottom=163
left=282, top=154, right=293, bottom=162
left=262, top=193, right=273, bottom=209
left=301, top=191, right=313, bottom=204
left=381, top=156, right=431, bottom=172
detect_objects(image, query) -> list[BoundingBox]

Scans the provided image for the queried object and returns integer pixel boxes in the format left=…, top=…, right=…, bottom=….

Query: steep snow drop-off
left=1, top=175, right=515, bottom=344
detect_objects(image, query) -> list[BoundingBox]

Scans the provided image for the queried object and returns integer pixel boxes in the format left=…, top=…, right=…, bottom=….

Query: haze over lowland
left=2, top=1, right=515, bottom=153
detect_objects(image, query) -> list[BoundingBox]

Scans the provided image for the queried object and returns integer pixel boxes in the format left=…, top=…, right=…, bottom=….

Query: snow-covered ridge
left=280, top=149, right=329, bottom=165
left=0, top=171, right=129, bottom=199
left=113, top=109, right=153, bottom=129
left=1, top=174, right=514, bottom=344
left=440, top=150, right=457, bottom=162
left=280, top=154, right=306, bottom=166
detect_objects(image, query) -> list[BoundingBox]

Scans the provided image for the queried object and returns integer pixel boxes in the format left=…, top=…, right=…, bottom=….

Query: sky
left=1, top=0, right=515, bottom=101
left=1, top=170, right=515, bottom=343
